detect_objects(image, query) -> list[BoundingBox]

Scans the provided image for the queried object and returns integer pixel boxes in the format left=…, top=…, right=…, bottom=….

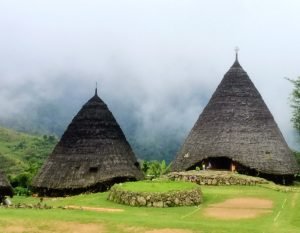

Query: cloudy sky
left=1, top=0, right=300, bottom=150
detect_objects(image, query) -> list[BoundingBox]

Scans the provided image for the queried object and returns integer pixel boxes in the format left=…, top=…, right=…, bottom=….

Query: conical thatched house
left=0, top=171, right=13, bottom=197
left=32, top=89, right=143, bottom=196
left=171, top=54, right=299, bottom=184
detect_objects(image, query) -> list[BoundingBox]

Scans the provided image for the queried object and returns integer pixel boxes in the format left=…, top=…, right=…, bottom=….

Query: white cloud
left=0, top=0, right=300, bottom=149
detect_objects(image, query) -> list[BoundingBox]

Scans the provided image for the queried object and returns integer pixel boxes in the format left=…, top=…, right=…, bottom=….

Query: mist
left=1, top=0, right=300, bottom=160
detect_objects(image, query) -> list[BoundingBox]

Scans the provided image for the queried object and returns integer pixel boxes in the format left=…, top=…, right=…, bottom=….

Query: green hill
left=0, top=126, right=57, bottom=184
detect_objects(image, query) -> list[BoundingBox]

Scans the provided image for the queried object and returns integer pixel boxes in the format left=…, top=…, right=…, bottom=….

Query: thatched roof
left=32, top=89, right=143, bottom=196
left=0, top=170, right=13, bottom=197
left=171, top=55, right=299, bottom=176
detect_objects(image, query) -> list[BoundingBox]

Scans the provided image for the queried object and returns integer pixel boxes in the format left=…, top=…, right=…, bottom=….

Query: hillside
left=0, top=126, right=57, bottom=181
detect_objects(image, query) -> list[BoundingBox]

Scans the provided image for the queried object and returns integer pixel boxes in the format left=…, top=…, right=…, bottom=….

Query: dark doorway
left=187, top=157, right=295, bottom=185
left=189, top=157, right=233, bottom=171
left=205, top=157, right=232, bottom=170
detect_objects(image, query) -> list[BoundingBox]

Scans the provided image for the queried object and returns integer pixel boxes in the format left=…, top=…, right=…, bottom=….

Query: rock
left=185, top=198, right=192, bottom=205
left=137, top=196, right=147, bottom=206
left=165, top=201, right=172, bottom=207
left=129, top=198, right=136, bottom=206
left=153, top=201, right=164, bottom=208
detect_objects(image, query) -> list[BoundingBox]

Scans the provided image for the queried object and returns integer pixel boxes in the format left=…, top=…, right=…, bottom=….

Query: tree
left=288, top=77, right=300, bottom=177
left=140, top=160, right=171, bottom=178
left=288, top=77, right=300, bottom=131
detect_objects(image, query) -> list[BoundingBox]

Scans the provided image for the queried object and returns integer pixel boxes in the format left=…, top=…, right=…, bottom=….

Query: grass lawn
left=117, top=180, right=199, bottom=193
left=0, top=185, right=299, bottom=233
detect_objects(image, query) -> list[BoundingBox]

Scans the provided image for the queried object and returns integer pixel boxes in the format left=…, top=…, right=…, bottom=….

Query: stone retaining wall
left=167, top=171, right=268, bottom=186
left=108, top=185, right=202, bottom=207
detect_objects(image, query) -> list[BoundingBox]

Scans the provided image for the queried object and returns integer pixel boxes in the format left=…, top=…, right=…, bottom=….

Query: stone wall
left=108, top=185, right=202, bottom=207
left=167, top=171, right=268, bottom=186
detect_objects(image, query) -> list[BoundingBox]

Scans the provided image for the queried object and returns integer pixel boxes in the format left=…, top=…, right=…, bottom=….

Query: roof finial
left=234, top=46, right=239, bottom=61
left=95, top=82, right=98, bottom=96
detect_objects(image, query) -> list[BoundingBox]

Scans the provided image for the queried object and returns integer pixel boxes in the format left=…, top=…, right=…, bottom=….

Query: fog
left=1, top=0, right=300, bottom=158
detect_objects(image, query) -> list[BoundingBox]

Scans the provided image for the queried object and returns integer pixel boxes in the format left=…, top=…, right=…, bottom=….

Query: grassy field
left=0, top=185, right=299, bottom=233
left=118, top=180, right=199, bottom=192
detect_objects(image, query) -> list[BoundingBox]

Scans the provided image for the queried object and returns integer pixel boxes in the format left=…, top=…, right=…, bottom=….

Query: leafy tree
left=141, top=160, right=150, bottom=174
left=288, top=77, right=300, bottom=175
left=141, top=160, right=171, bottom=178
left=294, top=151, right=300, bottom=166
left=10, top=173, right=31, bottom=188
left=288, top=77, right=300, bottom=131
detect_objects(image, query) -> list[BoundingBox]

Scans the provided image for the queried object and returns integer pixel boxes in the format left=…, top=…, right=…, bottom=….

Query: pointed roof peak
left=235, top=46, right=239, bottom=60
left=95, top=82, right=98, bottom=96
left=87, top=82, right=102, bottom=104
left=231, top=46, right=242, bottom=68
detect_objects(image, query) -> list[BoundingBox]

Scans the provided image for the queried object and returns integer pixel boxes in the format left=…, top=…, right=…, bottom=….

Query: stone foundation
left=167, top=171, right=268, bottom=186
left=108, top=185, right=202, bottom=207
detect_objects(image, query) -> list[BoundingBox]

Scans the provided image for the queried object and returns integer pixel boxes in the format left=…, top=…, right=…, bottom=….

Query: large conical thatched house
left=32, top=88, right=143, bottom=196
left=171, top=53, right=299, bottom=184
left=0, top=171, right=13, bottom=197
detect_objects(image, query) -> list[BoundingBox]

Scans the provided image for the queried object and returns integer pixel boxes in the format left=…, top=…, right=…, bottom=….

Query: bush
left=14, top=186, right=32, bottom=196
left=10, top=173, right=32, bottom=188
left=141, top=160, right=171, bottom=178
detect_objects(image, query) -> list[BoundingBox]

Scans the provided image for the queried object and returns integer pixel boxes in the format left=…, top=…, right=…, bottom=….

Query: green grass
left=1, top=185, right=299, bottom=233
left=117, top=180, right=199, bottom=193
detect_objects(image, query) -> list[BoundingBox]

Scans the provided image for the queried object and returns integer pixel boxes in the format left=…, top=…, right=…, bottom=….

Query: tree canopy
left=288, top=77, right=300, bottom=132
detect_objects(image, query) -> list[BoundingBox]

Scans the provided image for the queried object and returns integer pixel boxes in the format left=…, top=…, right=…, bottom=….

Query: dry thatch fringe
left=32, top=89, right=143, bottom=196
left=171, top=56, right=299, bottom=183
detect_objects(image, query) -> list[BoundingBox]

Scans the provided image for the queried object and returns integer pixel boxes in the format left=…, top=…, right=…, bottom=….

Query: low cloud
left=0, top=0, right=300, bottom=156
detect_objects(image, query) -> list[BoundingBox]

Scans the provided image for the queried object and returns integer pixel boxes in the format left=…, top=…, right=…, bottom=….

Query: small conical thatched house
left=32, top=89, right=143, bottom=196
left=171, top=53, right=299, bottom=184
left=0, top=171, right=13, bottom=197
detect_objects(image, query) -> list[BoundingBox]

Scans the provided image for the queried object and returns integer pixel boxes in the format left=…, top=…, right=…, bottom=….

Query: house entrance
left=205, top=157, right=232, bottom=170
left=190, top=157, right=235, bottom=171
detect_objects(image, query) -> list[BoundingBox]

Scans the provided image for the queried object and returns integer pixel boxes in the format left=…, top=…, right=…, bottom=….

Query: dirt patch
left=204, top=197, right=273, bottom=220
left=4, top=226, right=27, bottom=233
left=122, top=226, right=194, bottom=233
left=291, top=193, right=298, bottom=207
left=210, top=197, right=273, bottom=209
left=65, top=205, right=124, bottom=212
left=51, top=222, right=106, bottom=233
left=1, top=220, right=106, bottom=233
left=145, top=229, right=194, bottom=233
left=205, top=208, right=271, bottom=219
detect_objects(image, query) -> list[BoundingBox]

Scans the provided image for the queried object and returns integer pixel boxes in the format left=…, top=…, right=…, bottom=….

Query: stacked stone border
left=108, top=184, right=203, bottom=207
left=167, top=171, right=269, bottom=186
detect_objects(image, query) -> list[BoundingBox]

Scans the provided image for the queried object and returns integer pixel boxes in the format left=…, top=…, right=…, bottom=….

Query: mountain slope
left=0, top=126, right=57, bottom=179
